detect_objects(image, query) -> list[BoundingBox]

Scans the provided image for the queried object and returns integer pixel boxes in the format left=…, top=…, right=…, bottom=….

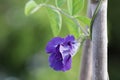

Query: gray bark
left=91, top=0, right=108, bottom=80
left=80, top=39, right=92, bottom=80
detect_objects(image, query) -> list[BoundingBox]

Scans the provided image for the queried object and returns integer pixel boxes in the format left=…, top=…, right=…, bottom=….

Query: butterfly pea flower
left=46, top=35, right=80, bottom=71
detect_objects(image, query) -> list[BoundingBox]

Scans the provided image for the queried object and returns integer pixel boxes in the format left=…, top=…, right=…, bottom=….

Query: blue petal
left=46, top=37, right=64, bottom=54
left=59, top=44, right=71, bottom=55
left=49, top=52, right=63, bottom=71
left=64, top=35, right=75, bottom=43
left=60, top=35, right=79, bottom=56
left=62, top=54, right=72, bottom=71
left=70, top=41, right=80, bottom=56
left=59, top=44, right=72, bottom=71
left=46, top=35, right=79, bottom=72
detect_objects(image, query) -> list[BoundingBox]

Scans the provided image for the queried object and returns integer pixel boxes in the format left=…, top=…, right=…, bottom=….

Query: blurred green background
left=0, top=0, right=120, bottom=80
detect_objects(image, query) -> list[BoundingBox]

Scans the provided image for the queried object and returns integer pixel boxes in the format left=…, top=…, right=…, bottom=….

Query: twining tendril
left=90, top=0, right=103, bottom=39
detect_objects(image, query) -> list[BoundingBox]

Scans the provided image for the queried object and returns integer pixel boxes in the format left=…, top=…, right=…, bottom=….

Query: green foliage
left=72, top=0, right=84, bottom=15
left=67, top=0, right=84, bottom=15
left=55, top=0, right=66, bottom=7
left=47, top=8, right=62, bottom=36
left=24, top=0, right=90, bottom=37
left=76, top=16, right=91, bottom=26
left=25, top=0, right=37, bottom=15
left=67, top=0, right=72, bottom=15
left=64, top=16, right=80, bottom=38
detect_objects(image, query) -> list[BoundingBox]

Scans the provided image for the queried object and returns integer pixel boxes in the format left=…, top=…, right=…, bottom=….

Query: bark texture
left=91, top=0, right=108, bottom=80
left=80, top=39, right=92, bottom=80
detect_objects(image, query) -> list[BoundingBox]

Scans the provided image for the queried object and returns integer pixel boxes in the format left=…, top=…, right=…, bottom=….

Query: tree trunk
left=91, top=0, right=108, bottom=80
left=80, top=39, right=92, bottom=80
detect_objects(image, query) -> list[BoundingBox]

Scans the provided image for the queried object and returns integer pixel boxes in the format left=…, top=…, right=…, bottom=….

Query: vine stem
left=90, top=0, right=102, bottom=38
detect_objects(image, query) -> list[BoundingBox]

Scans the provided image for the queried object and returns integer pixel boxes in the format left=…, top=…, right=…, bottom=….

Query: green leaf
left=55, top=0, right=66, bottom=7
left=64, top=16, right=80, bottom=38
left=76, top=16, right=91, bottom=26
left=67, top=0, right=84, bottom=15
left=47, top=8, right=62, bottom=36
left=67, top=0, right=72, bottom=15
left=25, top=0, right=37, bottom=16
left=72, top=0, right=84, bottom=15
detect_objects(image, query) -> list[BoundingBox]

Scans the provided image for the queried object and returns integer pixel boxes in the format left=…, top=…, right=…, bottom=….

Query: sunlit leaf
left=25, top=0, right=37, bottom=16
left=47, top=8, right=62, bottom=36
left=64, top=16, right=80, bottom=38
left=67, top=0, right=72, bottom=15
left=76, top=16, right=91, bottom=26
left=55, top=0, right=66, bottom=7
left=72, top=0, right=84, bottom=15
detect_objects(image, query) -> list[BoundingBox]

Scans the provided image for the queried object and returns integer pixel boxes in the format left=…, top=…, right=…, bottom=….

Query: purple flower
left=46, top=35, right=79, bottom=71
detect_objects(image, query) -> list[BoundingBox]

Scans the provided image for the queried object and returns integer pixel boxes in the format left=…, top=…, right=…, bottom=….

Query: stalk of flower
left=46, top=35, right=80, bottom=71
